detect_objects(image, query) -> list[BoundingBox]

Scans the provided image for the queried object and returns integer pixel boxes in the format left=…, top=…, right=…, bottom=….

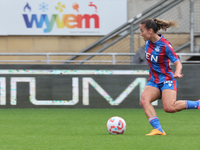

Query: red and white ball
left=106, top=116, right=126, bottom=134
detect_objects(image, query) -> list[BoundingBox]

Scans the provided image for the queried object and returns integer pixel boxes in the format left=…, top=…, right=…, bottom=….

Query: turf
left=0, top=109, right=199, bottom=150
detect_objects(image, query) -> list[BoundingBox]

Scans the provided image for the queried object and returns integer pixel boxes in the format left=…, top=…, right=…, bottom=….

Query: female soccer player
left=140, top=18, right=200, bottom=136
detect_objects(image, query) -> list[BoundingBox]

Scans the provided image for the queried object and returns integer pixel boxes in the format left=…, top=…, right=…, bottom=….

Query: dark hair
left=141, top=18, right=178, bottom=33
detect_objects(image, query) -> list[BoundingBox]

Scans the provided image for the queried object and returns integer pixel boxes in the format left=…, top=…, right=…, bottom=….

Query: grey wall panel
left=0, top=64, right=198, bottom=108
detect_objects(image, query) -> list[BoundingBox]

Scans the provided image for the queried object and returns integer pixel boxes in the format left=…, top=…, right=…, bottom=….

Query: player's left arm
left=173, top=60, right=183, bottom=78
left=165, top=44, right=183, bottom=78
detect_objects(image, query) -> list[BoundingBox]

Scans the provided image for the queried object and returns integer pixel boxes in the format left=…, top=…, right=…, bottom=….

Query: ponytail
left=154, top=18, right=178, bottom=31
left=141, top=18, right=178, bottom=33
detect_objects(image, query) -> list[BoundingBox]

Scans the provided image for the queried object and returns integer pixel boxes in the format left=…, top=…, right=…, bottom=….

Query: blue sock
left=185, top=100, right=199, bottom=109
left=149, top=116, right=163, bottom=133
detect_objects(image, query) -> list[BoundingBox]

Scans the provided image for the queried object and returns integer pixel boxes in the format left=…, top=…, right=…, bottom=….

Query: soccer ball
left=106, top=116, right=126, bottom=134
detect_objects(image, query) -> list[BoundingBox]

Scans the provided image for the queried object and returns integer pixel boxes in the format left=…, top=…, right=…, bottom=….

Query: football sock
left=149, top=116, right=163, bottom=133
left=185, top=100, right=199, bottom=109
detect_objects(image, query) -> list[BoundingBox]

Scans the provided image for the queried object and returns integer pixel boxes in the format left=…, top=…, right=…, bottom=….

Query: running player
left=139, top=18, right=200, bottom=136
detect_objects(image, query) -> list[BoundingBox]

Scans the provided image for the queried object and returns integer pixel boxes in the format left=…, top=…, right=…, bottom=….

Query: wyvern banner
left=1, top=0, right=127, bottom=35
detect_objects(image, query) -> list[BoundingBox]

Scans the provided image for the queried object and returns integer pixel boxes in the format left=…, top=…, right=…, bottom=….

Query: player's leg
left=162, top=90, right=200, bottom=112
left=141, top=85, right=166, bottom=135
left=162, top=89, right=186, bottom=113
left=162, top=80, right=200, bottom=113
left=140, top=85, right=160, bottom=118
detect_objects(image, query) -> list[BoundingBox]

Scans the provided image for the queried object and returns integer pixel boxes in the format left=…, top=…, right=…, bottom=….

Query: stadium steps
left=64, top=0, right=190, bottom=64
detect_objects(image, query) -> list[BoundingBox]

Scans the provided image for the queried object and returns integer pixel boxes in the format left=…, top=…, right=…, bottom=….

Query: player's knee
left=140, top=98, right=145, bottom=107
left=140, top=96, right=150, bottom=107
left=163, top=106, right=176, bottom=113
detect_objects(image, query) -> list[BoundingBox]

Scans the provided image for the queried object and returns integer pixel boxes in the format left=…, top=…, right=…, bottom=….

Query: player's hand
left=173, top=73, right=183, bottom=79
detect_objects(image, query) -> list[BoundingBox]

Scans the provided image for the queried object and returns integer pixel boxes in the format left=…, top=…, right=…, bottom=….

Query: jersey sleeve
left=165, top=44, right=179, bottom=63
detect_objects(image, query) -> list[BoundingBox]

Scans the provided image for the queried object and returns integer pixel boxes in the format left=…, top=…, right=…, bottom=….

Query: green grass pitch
left=0, top=108, right=199, bottom=150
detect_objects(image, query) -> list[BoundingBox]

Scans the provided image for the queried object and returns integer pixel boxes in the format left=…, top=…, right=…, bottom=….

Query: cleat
left=197, top=100, right=200, bottom=110
left=146, top=129, right=166, bottom=136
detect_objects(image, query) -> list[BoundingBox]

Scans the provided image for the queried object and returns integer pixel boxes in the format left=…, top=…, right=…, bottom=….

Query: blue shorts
left=146, top=80, right=177, bottom=93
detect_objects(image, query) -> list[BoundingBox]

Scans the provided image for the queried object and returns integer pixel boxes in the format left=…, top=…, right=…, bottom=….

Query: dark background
left=0, top=64, right=199, bottom=108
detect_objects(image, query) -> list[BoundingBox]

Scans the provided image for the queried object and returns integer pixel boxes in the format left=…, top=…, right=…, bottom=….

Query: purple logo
left=24, top=3, right=31, bottom=12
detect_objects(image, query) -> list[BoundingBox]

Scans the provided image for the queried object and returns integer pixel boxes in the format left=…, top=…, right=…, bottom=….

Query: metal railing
left=0, top=53, right=199, bottom=64
left=65, top=0, right=188, bottom=64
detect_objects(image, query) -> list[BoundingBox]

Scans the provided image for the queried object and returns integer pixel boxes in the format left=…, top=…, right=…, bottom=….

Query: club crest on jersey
left=155, top=46, right=160, bottom=52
